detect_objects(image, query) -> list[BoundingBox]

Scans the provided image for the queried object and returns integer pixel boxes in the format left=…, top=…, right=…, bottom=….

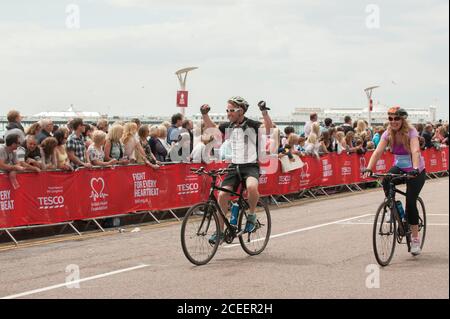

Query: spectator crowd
left=1, top=109, right=449, bottom=175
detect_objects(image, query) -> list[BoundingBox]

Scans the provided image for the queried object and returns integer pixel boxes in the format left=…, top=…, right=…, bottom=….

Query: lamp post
left=175, top=67, right=198, bottom=117
left=364, top=85, right=380, bottom=128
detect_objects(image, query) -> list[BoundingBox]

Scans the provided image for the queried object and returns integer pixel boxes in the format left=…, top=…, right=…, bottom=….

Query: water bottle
left=395, top=201, right=405, bottom=220
left=230, top=203, right=239, bottom=226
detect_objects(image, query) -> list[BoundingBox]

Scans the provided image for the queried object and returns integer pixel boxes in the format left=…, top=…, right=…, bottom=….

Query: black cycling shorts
left=221, top=163, right=260, bottom=192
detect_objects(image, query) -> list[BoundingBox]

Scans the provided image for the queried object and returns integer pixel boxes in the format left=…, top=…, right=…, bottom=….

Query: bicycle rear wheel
left=417, top=197, right=426, bottom=250
left=181, top=202, right=220, bottom=266
left=373, top=201, right=397, bottom=266
left=238, top=199, right=271, bottom=256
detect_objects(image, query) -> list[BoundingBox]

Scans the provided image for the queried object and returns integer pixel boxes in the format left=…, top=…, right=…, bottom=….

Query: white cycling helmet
left=228, top=96, right=249, bottom=113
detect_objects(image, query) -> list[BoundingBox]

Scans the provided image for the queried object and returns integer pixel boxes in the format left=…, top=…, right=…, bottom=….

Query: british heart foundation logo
left=90, top=178, right=108, bottom=201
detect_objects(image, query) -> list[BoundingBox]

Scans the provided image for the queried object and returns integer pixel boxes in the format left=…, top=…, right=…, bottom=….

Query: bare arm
left=104, top=140, right=112, bottom=161
left=200, top=104, right=217, bottom=129
left=261, top=110, right=274, bottom=136
left=410, top=136, right=421, bottom=169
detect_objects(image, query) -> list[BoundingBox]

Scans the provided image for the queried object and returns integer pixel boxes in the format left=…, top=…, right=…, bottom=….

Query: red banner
left=176, top=90, right=188, bottom=107
left=1, top=148, right=448, bottom=229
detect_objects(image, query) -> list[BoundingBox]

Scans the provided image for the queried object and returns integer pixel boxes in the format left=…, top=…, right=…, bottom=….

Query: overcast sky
left=0, top=0, right=448, bottom=120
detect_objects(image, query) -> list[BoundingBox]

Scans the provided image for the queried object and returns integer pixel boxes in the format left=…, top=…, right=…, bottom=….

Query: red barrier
left=1, top=148, right=448, bottom=229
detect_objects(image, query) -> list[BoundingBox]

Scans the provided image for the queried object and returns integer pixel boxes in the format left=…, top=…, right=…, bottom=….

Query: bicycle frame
left=205, top=174, right=249, bottom=235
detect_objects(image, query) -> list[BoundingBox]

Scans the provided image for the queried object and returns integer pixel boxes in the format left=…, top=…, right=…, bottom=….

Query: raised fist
left=200, top=104, right=211, bottom=115
left=258, top=101, right=270, bottom=111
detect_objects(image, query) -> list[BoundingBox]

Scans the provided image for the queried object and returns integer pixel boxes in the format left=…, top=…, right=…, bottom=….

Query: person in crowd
left=191, top=134, right=215, bottom=163
left=131, top=118, right=142, bottom=130
left=53, top=129, right=73, bottom=170
left=36, top=119, right=54, bottom=144
left=304, top=133, right=320, bottom=159
left=304, top=112, right=318, bottom=138
left=179, top=119, right=193, bottom=153
left=104, top=124, right=129, bottom=165
left=167, top=113, right=184, bottom=145
left=311, top=122, right=321, bottom=139
left=366, top=141, right=375, bottom=151
left=97, top=119, right=109, bottom=133
left=6, top=110, right=25, bottom=133
left=421, top=124, right=434, bottom=149
left=342, top=115, right=354, bottom=135
left=154, top=125, right=171, bottom=162
left=1, top=134, right=40, bottom=173
left=82, top=123, right=95, bottom=149
left=16, top=135, right=45, bottom=170
left=25, top=122, right=41, bottom=136
left=136, top=125, right=158, bottom=164
left=416, top=123, right=424, bottom=137
left=328, top=127, right=338, bottom=152
left=297, top=136, right=306, bottom=153
left=324, top=118, right=333, bottom=130
left=66, top=118, right=92, bottom=169
left=335, top=131, right=347, bottom=155
left=345, top=131, right=355, bottom=150
left=372, top=126, right=384, bottom=148
left=121, top=122, right=159, bottom=168
left=40, top=137, right=58, bottom=170
left=319, top=130, right=331, bottom=155
left=281, top=126, right=295, bottom=147
left=87, top=130, right=118, bottom=166
left=355, top=120, right=367, bottom=136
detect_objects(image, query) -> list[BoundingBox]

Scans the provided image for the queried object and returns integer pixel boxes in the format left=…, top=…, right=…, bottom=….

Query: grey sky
left=0, top=0, right=448, bottom=119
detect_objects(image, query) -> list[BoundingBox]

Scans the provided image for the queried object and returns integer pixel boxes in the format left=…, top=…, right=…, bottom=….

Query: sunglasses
left=388, top=116, right=402, bottom=122
left=226, top=108, right=241, bottom=113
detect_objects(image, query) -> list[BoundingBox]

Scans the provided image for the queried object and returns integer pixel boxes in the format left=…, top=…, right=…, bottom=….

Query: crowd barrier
left=1, top=148, right=448, bottom=231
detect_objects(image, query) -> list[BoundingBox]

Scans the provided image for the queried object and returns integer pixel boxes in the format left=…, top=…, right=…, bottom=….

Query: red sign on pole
left=177, top=90, right=188, bottom=107
left=369, top=99, right=373, bottom=111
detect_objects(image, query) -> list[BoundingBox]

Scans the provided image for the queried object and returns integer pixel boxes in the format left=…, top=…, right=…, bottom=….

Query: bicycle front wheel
left=373, top=201, right=397, bottom=266
left=238, top=199, right=271, bottom=256
left=181, top=202, right=220, bottom=266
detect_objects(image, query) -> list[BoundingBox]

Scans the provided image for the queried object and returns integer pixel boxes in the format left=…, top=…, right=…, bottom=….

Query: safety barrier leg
left=3, top=229, right=19, bottom=246
left=92, top=219, right=105, bottom=232
left=69, top=222, right=82, bottom=236
left=148, top=211, right=161, bottom=224
left=270, top=195, right=280, bottom=207
left=168, top=209, right=181, bottom=222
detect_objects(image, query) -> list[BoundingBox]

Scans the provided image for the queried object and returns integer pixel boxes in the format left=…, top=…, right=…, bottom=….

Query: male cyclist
left=363, top=107, right=426, bottom=255
left=201, top=97, right=274, bottom=244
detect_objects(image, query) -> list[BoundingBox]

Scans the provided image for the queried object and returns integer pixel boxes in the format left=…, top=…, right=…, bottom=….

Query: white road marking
left=339, top=222, right=449, bottom=226
left=1, top=264, right=150, bottom=299
left=224, top=213, right=374, bottom=248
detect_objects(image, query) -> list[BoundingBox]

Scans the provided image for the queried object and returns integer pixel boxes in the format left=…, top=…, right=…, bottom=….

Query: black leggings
left=382, top=166, right=426, bottom=225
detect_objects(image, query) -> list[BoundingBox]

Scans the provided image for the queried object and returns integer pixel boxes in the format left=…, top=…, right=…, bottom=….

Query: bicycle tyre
left=373, top=201, right=397, bottom=266
left=238, top=199, right=271, bottom=256
left=181, top=202, right=220, bottom=266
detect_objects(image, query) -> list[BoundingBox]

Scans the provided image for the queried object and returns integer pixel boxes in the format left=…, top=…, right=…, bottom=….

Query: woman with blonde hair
left=355, top=120, right=367, bottom=135
left=121, top=122, right=158, bottom=168
left=87, top=130, right=118, bottom=166
left=363, top=107, right=426, bottom=255
left=311, top=122, right=321, bottom=138
left=151, top=125, right=170, bottom=162
left=304, top=133, right=320, bottom=159
left=104, top=124, right=129, bottom=165
left=335, top=131, right=347, bottom=154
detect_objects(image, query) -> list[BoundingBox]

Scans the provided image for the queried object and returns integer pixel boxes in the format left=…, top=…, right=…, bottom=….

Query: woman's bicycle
left=181, top=166, right=271, bottom=266
left=371, top=173, right=426, bottom=266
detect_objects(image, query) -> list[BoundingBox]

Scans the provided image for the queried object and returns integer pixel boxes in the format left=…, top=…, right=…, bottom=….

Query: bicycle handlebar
left=190, top=166, right=236, bottom=176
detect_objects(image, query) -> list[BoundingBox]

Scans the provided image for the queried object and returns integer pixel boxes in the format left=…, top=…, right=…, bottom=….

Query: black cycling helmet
left=228, top=96, right=249, bottom=113
left=387, top=106, right=408, bottom=118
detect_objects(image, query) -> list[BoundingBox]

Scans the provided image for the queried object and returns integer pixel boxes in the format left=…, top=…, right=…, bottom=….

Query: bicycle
left=180, top=166, right=271, bottom=266
left=371, top=173, right=426, bottom=266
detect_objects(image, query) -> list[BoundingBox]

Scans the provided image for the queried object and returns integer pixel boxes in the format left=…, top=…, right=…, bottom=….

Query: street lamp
left=175, top=67, right=198, bottom=116
left=364, top=85, right=380, bottom=128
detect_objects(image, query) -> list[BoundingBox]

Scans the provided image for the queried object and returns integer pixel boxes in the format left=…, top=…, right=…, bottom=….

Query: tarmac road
left=0, top=177, right=448, bottom=299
